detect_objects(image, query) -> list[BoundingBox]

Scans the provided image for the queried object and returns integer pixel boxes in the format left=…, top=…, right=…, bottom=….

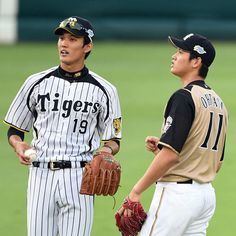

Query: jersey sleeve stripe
left=3, top=120, right=29, bottom=132
left=26, top=70, right=55, bottom=112
left=158, top=142, right=180, bottom=155
left=101, top=138, right=122, bottom=141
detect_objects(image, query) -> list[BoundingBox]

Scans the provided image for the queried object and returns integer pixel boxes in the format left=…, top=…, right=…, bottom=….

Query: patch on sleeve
left=163, top=116, right=173, bottom=133
left=113, top=117, right=122, bottom=135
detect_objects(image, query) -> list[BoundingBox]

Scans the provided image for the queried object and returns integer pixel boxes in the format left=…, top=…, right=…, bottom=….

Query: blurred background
left=1, top=0, right=236, bottom=235
left=2, top=0, right=236, bottom=43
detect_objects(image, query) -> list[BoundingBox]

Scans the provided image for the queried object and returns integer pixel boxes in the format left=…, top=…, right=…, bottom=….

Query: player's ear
left=192, top=57, right=202, bottom=69
left=84, top=42, right=93, bottom=54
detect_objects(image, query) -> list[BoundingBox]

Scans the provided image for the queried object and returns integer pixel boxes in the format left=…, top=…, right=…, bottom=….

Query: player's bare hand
left=116, top=206, right=133, bottom=219
left=14, top=141, right=32, bottom=165
left=145, top=136, right=160, bottom=155
left=116, top=205, right=125, bottom=216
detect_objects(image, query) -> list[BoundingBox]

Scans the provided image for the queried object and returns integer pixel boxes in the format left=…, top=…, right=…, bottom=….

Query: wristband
left=103, top=145, right=114, bottom=154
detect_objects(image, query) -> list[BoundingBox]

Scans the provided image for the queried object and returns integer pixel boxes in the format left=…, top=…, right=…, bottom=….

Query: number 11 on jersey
left=201, top=112, right=223, bottom=151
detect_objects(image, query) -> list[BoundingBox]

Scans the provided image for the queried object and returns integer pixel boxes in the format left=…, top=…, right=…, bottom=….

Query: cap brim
left=168, top=36, right=189, bottom=51
left=54, top=27, right=85, bottom=38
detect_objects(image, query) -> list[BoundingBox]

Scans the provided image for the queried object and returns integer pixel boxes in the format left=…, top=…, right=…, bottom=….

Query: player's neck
left=60, top=62, right=85, bottom=73
left=180, top=74, right=203, bottom=87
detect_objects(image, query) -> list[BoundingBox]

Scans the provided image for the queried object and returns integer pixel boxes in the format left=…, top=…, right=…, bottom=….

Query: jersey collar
left=186, top=80, right=211, bottom=89
left=57, top=66, right=89, bottom=81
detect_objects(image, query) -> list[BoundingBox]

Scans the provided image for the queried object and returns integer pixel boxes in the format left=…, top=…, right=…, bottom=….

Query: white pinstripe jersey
left=5, top=66, right=122, bottom=162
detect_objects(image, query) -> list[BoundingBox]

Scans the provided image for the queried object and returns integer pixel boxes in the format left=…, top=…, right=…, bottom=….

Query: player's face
left=57, top=32, right=92, bottom=70
left=170, top=48, right=192, bottom=77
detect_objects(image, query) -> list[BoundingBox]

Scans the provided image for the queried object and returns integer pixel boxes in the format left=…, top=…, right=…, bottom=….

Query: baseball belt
left=177, top=179, right=193, bottom=184
left=32, top=161, right=87, bottom=170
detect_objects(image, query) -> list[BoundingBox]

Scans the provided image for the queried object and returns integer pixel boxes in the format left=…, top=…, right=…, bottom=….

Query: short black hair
left=189, top=53, right=209, bottom=78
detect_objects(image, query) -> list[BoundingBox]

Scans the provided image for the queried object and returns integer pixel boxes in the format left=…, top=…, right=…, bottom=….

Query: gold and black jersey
left=158, top=80, right=228, bottom=183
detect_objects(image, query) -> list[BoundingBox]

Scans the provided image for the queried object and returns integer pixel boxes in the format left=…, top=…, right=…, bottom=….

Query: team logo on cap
left=87, top=29, right=94, bottom=38
left=68, top=17, right=77, bottom=27
left=59, top=17, right=78, bottom=28
left=193, top=45, right=206, bottom=54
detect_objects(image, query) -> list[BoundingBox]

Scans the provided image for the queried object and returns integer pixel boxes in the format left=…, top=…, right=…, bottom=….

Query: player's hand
left=118, top=205, right=133, bottom=218
left=14, top=141, right=32, bottom=165
left=121, top=189, right=142, bottom=217
left=115, top=194, right=147, bottom=236
left=145, top=136, right=160, bottom=155
left=116, top=189, right=142, bottom=217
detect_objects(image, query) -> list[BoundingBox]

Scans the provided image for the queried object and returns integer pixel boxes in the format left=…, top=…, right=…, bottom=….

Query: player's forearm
left=8, top=133, right=30, bottom=153
left=100, top=139, right=120, bottom=155
left=8, top=135, right=23, bottom=149
left=130, top=147, right=179, bottom=200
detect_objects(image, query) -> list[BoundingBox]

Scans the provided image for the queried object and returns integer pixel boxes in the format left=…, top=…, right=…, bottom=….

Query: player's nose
left=172, top=53, right=177, bottom=60
left=59, top=38, right=69, bottom=48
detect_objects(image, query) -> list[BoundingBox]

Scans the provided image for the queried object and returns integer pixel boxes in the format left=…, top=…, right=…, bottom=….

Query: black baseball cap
left=54, top=16, right=94, bottom=42
left=168, top=33, right=215, bottom=67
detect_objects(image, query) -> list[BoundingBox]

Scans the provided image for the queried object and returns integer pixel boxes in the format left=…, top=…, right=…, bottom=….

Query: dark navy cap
left=54, top=16, right=94, bottom=42
left=168, top=33, right=216, bottom=67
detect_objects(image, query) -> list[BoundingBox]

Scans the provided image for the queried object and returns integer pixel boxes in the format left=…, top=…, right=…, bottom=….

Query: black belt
left=177, top=179, right=193, bottom=184
left=32, top=161, right=87, bottom=170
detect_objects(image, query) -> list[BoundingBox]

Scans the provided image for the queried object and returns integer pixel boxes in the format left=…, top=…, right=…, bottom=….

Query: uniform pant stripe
left=83, top=195, right=88, bottom=235
left=40, top=170, right=49, bottom=235
left=75, top=168, right=83, bottom=235
left=149, top=187, right=166, bottom=236
left=46, top=171, right=56, bottom=236
left=68, top=168, right=76, bottom=235
left=28, top=166, right=93, bottom=236
left=35, top=170, right=45, bottom=235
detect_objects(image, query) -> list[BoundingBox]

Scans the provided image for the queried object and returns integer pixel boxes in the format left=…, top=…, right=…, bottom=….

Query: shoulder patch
left=113, top=117, right=122, bottom=135
left=163, top=116, right=173, bottom=133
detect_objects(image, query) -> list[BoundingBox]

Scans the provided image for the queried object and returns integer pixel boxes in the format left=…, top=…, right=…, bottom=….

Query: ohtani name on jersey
left=200, top=93, right=224, bottom=109
left=38, top=93, right=100, bottom=117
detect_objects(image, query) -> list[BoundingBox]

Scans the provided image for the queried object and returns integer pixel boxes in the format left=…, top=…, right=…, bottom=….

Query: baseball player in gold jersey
left=120, top=33, right=228, bottom=235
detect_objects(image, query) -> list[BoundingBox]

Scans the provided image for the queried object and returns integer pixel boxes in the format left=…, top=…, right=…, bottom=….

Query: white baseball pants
left=140, top=181, right=216, bottom=236
left=27, top=166, right=94, bottom=236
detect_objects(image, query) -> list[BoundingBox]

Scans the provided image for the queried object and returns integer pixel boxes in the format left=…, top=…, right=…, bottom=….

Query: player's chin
left=170, top=67, right=177, bottom=75
left=59, top=54, right=68, bottom=60
left=170, top=67, right=180, bottom=76
left=60, top=57, right=72, bottom=65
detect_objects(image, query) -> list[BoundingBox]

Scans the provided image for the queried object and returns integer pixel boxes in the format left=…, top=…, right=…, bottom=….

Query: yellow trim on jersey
left=102, top=138, right=122, bottom=141
left=158, top=142, right=179, bottom=155
left=3, top=120, right=29, bottom=133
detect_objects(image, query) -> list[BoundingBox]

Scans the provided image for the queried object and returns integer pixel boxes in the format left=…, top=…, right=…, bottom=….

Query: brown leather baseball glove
left=115, top=197, right=147, bottom=236
left=80, top=151, right=121, bottom=196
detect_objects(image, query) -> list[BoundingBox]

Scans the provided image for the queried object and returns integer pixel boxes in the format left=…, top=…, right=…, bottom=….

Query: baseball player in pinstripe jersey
left=5, top=16, right=122, bottom=236
left=121, top=34, right=228, bottom=235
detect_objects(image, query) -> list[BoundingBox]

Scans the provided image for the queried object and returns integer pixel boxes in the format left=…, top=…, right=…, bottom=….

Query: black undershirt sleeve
left=7, top=126, right=25, bottom=141
left=158, top=89, right=195, bottom=153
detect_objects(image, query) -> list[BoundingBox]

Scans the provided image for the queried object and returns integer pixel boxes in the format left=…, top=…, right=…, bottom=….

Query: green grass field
left=0, top=41, right=235, bottom=236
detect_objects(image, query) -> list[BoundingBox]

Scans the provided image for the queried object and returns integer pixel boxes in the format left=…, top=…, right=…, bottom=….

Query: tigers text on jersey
left=158, top=80, right=228, bottom=183
left=5, top=66, right=122, bottom=162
